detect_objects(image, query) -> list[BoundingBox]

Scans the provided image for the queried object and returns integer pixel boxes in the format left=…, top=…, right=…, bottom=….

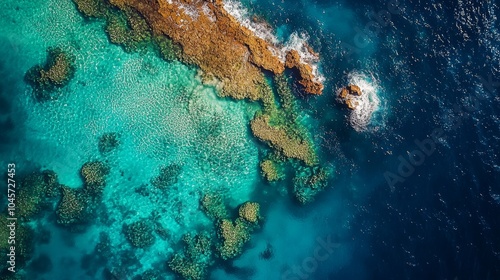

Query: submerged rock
left=293, top=166, right=330, bottom=204
left=216, top=218, right=252, bottom=260
left=260, top=159, right=284, bottom=182
left=17, top=171, right=61, bottom=220
left=200, top=193, right=229, bottom=221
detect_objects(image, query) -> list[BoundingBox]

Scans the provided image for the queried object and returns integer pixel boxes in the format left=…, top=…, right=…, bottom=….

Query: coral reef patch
left=25, top=47, right=75, bottom=101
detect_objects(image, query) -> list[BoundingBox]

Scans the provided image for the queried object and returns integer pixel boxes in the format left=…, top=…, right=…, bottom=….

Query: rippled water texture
left=0, top=0, right=499, bottom=279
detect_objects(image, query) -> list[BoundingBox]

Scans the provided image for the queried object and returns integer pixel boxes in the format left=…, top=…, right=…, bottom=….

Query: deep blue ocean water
left=0, top=0, right=499, bottom=279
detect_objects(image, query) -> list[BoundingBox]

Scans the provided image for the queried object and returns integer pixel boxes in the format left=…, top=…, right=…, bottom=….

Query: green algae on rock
left=25, top=47, right=75, bottom=101
left=260, top=159, right=284, bottom=182
left=104, top=7, right=152, bottom=52
left=216, top=218, right=253, bottom=260
left=200, top=199, right=264, bottom=262
left=153, top=35, right=183, bottom=62
left=72, top=0, right=108, bottom=18
left=73, top=0, right=181, bottom=59
left=253, top=75, right=319, bottom=168
left=251, top=114, right=317, bottom=166
left=216, top=202, right=262, bottom=260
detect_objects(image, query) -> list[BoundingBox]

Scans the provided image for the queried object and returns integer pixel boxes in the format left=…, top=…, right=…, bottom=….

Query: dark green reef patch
left=293, top=165, right=330, bottom=204
left=124, top=220, right=155, bottom=248
left=98, top=132, right=120, bottom=154
left=56, top=186, right=89, bottom=226
left=168, top=232, right=214, bottom=280
left=25, top=47, right=75, bottom=101
left=80, top=161, right=110, bottom=196
left=151, top=164, right=182, bottom=190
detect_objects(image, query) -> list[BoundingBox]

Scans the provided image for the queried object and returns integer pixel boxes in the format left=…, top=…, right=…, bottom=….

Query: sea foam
left=340, top=71, right=382, bottom=131
left=222, top=0, right=325, bottom=84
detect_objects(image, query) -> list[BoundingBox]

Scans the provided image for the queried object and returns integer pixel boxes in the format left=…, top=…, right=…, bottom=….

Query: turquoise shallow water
left=1, top=0, right=500, bottom=279
left=0, top=0, right=264, bottom=278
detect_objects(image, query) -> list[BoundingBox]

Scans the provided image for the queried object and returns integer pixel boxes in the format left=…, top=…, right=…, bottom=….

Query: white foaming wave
left=341, top=71, right=382, bottom=132
left=222, top=0, right=324, bottom=84
left=222, top=0, right=279, bottom=44
left=178, top=2, right=199, bottom=21
left=280, top=32, right=325, bottom=84
left=201, top=3, right=216, bottom=22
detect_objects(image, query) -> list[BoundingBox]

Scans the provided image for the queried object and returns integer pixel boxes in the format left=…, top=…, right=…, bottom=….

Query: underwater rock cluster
left=260, top=159, right=284, bottom=182
left=238, top=201, right=260, bottom=224
left=214, top=202, right=261, bottom=260
left=197, top=192, right=264, bottom=263
left=200, top=193, right=229, bottom=221
left=0, top=163, right=112, bottom=276
left=29, top=2, right=338, bottom=278
left=216, top=218, right=252, bottom=260
left=16, top=171, right=60, bottom=220
left=251, top=114, right=316, bottom=166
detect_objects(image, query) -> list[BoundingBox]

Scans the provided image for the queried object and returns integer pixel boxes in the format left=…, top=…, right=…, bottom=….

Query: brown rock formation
left=347, top=85, right=361, bottom=95
left=339, top=84, right=363, bottom=110
left=285, top=50, right=323, bottom=95
left=108, top=0, right=323, bottom=98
